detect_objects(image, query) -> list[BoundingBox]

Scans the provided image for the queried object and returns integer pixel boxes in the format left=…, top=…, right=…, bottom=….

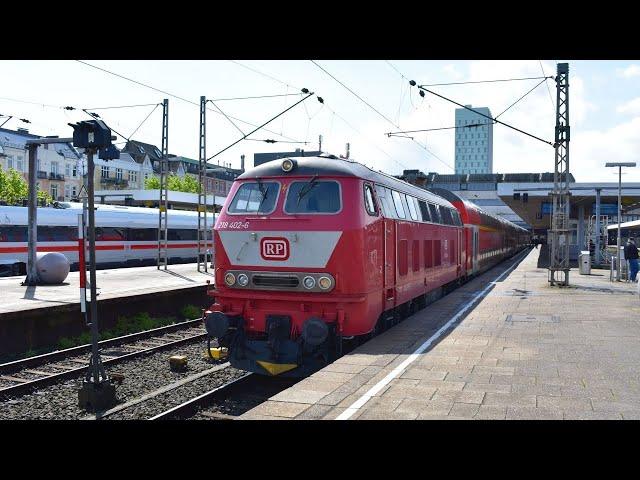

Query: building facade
left=454, top=106, right=493, bottom=175
left=0, top=127, right=82, bottom=201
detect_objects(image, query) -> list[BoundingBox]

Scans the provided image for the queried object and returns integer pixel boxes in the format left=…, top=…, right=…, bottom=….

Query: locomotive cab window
left=285, top=180, right=341, bottom=214
left=228, top=181, right=279, bottom=214
left=364, top=184, right=378, bottom=216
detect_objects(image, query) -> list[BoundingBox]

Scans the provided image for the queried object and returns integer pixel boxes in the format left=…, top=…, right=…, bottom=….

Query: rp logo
left=260, top=237, right=290, bottom=261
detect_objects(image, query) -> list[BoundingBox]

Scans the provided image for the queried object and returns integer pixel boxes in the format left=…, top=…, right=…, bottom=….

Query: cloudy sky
left=1, top=60, right=639, bottom=182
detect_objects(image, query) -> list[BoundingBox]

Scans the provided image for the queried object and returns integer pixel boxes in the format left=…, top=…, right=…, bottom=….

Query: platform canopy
left=498, top=182, right=640, bottom=231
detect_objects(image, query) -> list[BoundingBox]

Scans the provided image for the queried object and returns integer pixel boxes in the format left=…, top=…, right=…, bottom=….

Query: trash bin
left=579, top=250, right=591, bottom=275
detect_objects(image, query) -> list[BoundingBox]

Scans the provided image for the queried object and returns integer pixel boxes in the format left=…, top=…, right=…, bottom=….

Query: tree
left=0, top=166, right=53, bottom=205
left=145, top=173, right=199, bottom=193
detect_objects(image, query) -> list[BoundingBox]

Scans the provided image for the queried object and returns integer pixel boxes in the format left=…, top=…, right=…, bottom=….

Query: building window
left=72, top=186, right=77, bottom=197
left=129, top=171, right=137, bottom=183
left=51, top=184, right=58, bottom=199
left=7, top=157, right=13, bottom=169
left=17, top=156, right=24, bottom=171
left=116, top=168, right=123, bottom=180
left=72, top=164, right=77, bottom=177
left=65, top=185, right=70, bottom=199
left=101, top=165, right=110, bottom=177
left=65, top=163, right=71, bottom=177
left=51, top=161, right=59, bottom=175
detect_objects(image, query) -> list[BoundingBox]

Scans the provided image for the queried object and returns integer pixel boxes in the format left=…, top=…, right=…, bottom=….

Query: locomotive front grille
left=252, top=274, right=300, bottom=288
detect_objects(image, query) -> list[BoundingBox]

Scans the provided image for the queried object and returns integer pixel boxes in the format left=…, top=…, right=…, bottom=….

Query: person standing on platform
left=624, top=237, right=639, bottom=282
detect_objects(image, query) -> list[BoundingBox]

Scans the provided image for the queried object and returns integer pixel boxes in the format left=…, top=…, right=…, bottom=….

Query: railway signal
left=69, top=120, right=119, bottom=411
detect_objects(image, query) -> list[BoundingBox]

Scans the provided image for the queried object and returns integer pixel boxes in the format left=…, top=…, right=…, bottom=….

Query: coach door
left=472, top=227, right=479, bottom=273
left=384, top=218, right=396, bottom=307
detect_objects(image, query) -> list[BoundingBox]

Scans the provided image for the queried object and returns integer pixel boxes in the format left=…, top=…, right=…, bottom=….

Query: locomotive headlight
left=237, top=273, right=249, bottom=287
left=224, top=272, right=236, bottom=286
left=281, top=158, right=295, bottom=172
left=302, top=276, right=316, bottom=289
left=318, top=276, right=332, bottom=290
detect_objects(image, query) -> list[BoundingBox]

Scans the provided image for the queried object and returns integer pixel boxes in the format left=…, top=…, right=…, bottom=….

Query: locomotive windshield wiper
left=296, top=174, right=319, bottom=206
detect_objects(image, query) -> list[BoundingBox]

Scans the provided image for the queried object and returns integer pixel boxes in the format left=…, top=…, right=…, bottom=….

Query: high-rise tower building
left=454, top=105, right=493, bottom=174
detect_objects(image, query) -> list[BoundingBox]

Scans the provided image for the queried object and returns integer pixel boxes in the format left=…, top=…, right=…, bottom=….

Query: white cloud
left=617, top=64, right=640, bottom=78
left=616, top=97, right=640, bottom=115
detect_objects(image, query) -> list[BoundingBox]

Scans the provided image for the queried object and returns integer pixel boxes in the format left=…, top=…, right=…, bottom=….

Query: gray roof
left=0, top=128, right=81, bottom=159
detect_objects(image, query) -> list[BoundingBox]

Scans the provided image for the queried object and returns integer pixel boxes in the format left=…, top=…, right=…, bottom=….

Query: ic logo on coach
left=261, top=237, right=290, bottom=260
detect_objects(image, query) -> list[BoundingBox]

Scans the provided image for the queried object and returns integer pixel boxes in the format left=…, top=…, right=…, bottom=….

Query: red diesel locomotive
left=204, top=155, right=529, bottom=377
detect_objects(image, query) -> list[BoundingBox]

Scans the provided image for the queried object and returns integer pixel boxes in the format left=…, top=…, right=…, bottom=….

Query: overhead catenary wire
left=208, top=93, right=304, bottom=102
left=419, top=75, right=552, bottom=88
left=386, top=122, right=492, bottom=137
left=416, top=86, right=554, bottom=147
left=76, top=60, right=302, bottom=143
left=227, top=59, right=399, bottom=165
left=206, top=91, right=316, bottom=162
left=311, top=60, right=450, bottom=170
left=539, top=60, right=556, bottom=114
left=494, top=77, right=549, bottom=120
left=207, top=99, right=246, bottom=137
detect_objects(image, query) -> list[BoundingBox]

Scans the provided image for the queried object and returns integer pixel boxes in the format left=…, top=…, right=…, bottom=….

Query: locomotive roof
left=238, top=155, right=455, bottom=208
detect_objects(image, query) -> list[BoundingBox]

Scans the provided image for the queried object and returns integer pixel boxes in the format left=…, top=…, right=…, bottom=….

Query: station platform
left=0, top=263, right=214, bottom=359
left=0, top=263, right=213, bottom=316
left=241, top=249, right=640, bottom=420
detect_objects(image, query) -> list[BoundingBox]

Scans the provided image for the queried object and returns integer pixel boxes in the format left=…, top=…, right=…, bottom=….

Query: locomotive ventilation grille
left=252, top=274, right=300, bottom=288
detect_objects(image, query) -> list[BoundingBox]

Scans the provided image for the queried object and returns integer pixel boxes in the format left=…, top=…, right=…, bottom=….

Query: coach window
left=406, top=194, right=418, bottom=221
left=285, top=180, right=341, bottom=214
left=128, top=228, right=157, bottom=241
left=96, top=227, right=125, bottom=241
left=428, top=203, right=441, bottom=224
left=391, top=190, right=406, bottom=219
left=0, top=226, right=27, bottom=242
left=418, top=200, right=431, bottom=223
left=228, top=181, right=279, bottom=214
left=364, top=184, right=378, bottom=216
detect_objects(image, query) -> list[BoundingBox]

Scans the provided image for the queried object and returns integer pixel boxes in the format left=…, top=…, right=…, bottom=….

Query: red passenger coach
left=205, top=155, right=529, bottom=377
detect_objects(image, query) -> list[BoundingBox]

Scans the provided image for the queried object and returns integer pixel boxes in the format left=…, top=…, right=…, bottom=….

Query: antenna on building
left=345, top=143, right=350, bottom=159
left=319, top=134, right=323, bottom=152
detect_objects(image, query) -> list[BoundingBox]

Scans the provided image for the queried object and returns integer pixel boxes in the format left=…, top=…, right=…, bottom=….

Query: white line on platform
left=335, top=249, right=530, bottom=420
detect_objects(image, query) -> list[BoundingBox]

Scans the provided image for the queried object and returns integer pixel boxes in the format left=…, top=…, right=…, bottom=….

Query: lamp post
left=605, top=162, right=636, bottom=281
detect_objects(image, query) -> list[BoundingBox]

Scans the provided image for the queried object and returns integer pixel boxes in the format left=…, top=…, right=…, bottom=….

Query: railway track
left=150, top=373, right=298, bottom=420
left=0, top=319, right=207, bottom=398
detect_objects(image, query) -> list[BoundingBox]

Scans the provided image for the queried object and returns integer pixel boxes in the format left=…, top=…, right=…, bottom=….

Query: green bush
left=58, top=337, right=75, bottom=349
left=180, top=304, right=201, bottom=320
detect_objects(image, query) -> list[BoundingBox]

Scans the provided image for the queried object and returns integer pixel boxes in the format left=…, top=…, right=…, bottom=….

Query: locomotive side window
left=228, top=181, right=279, bottom=214
left=428, top=203, right=441, bottom=224
left=375, top=186, right=396, bottom=218
left=391, top=190, right=406, bottom=219
left=363, top=184, right=378, bottom=216
left=406, top=195, right=419, bottom=221
left=285, top=180, right=341, bottom=214
left=440, top=207, right=454, bottom=226
left=412, top=197, right=423, bottom=221
left=418, top=200, right=431, bottom=223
